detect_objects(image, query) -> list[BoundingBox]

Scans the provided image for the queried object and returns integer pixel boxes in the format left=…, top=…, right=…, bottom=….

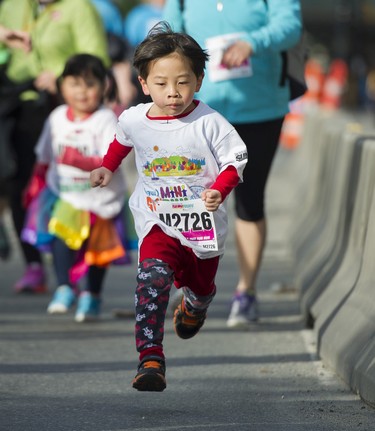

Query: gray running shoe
left=226, top=293, right=259, bottom=328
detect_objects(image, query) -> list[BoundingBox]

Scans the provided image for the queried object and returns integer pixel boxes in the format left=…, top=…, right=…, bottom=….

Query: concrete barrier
left=311, top=138, right=375, bottom=330
left=297, top=132, right=367, bottom=326
left=318, top=174, right=375, bottom=406
left=284, top=110, right=347, bottom=269
left=286, top=115, right=362, bottom=311
left=266, top=106, right=330, bottom=221
left=272, top=108, right=375, bottom=405
left=264, top=108, right=340, bottom=286
left=352, top=337, right=375, bottom=407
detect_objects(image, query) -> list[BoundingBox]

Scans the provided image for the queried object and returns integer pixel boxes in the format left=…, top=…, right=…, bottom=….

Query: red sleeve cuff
left=210, top=165, right=240, bottom=201
left=102, top=138, right=132, bottom=172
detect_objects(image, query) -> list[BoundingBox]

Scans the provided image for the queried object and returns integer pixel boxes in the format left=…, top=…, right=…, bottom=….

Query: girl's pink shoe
left=13, top=263, right=47, bottom=294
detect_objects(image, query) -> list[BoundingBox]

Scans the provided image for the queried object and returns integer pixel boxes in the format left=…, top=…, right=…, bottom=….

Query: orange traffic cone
left=279, top=59, right=325, bottom=149
left=279, top=111, right=304, bottom=149
left=320, top=59, right=348, bottom=110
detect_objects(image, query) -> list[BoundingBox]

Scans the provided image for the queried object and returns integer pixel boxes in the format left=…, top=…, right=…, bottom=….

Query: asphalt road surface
left=1, top=148, right=374, bottom=431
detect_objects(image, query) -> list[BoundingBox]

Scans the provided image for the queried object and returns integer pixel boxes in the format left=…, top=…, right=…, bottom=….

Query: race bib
left=156, top=199, right=218, bottom=251
left=205, top=33, right=252, bottom=82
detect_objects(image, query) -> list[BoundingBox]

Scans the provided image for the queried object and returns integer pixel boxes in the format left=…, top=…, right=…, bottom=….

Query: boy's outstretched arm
left=90, top=138, right=133, bottom=188
left=201, top=165, right=240, bottom=211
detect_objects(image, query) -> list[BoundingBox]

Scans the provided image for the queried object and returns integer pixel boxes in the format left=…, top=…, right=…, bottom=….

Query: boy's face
left=138, top=52, right=203, bottom=117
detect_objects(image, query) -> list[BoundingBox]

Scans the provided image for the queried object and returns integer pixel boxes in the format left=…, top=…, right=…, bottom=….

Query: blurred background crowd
left=300, top=0, right=375, bottom=111
left=1, top=0, right=375, bottom=141
left=114, top=0, right=375, bottom=113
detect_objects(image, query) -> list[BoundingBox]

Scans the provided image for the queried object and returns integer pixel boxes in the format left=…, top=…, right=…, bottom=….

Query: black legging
left=51, top=237, right=107, bottom=294
left=233, top=118, right=284, bottom=222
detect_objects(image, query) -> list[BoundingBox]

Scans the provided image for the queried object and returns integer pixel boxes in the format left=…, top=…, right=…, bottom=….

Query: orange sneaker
left=132, top=357, right=166, bottom=392
left=173, top=297, right=206, bottom=339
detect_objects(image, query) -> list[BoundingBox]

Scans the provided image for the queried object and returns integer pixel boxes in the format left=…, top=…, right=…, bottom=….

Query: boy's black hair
left=133, top=21, right=209, bottom=80
left=61, top=53, right=107, bottom=84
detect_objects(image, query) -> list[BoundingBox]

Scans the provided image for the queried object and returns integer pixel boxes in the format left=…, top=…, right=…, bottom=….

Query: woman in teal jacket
left=163, top=0, right=303, bottom=328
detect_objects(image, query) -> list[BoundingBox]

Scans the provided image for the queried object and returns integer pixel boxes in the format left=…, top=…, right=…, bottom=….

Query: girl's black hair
left=61, top=53, right=107, bottom=84
left=59, top=53, right=118, bottom=103
left=133, top=21, right=209, bottom=79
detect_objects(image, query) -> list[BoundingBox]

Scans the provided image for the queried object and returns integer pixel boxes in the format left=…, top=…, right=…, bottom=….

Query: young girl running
left=90, top=22, right=248, bottom=391
left=22, top=54, right=129, bottom=322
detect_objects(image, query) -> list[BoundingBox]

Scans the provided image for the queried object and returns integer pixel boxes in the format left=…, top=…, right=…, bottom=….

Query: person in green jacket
left=0, top=0, right=110, bottom=293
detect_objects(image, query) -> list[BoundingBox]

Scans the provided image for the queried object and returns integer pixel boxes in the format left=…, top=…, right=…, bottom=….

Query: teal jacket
left=163, top=0, right=302, bottom=123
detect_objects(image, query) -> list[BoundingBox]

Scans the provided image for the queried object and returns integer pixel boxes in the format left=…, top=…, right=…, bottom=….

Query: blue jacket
left=91, top=0, right=124, bottom=36
left=163, top=0, right=302, bottom=123
left=124, top=4, right=164, bottom=48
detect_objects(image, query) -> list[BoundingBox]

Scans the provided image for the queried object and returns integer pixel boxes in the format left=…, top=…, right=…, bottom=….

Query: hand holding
left=0, top=26, right=31, bottom=52
left=222, top=40, right=253, bottom=68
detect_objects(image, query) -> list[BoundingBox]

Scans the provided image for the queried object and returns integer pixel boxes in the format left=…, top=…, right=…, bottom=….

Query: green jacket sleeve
left=1, top=0, right=110, bottom=83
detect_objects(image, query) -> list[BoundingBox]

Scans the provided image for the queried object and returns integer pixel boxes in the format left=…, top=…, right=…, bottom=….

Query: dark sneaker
left=132, top=357, right=166, bottom=392
left=174, top=297, right=206, bottom=339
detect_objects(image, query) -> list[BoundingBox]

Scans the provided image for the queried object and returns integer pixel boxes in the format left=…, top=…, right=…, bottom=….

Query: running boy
left=90, top=22, right=248, bottom=391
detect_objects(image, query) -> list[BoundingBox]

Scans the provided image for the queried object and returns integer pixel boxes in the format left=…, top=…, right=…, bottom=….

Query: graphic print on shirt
left=141, top=146, right=218, bottom=251
left=56, top=129, right=99, bottom=193
left=142, top=145, right=205, bottom=180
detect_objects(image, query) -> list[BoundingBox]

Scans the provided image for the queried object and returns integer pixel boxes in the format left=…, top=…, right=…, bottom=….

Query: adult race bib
left=205, top=32, right=252, bottom=82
